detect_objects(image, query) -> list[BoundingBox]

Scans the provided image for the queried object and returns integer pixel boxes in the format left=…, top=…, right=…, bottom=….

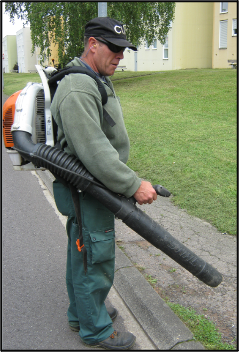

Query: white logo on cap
left=114, top=25, right=125, bottom=35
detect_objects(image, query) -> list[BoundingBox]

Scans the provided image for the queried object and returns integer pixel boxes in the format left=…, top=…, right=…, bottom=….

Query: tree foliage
left=4, top=2, right=175, bottom=66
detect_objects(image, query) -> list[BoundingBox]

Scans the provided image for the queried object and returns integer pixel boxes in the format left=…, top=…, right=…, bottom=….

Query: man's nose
left=116, top=50, right=124, bottom=60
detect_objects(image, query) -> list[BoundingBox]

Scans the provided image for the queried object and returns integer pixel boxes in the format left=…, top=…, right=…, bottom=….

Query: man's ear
left=88, top=37, right=98, bottom=50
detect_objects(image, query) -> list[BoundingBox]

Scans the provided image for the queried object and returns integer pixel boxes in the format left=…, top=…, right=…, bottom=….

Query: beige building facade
left=212, top=2, right=237, bottom=68
left=2, top=2, right=237, bottom=72
left=120, top=2, right=237, bottom=71
left=16, top=27, right=36, bottom=73
left=171, top=2, right=214, bottom=70
left=2, top=35, right=18, bottom=73
left=2, top=30, right=59, bottom=72
left=35, top=41, right=59, bottom=68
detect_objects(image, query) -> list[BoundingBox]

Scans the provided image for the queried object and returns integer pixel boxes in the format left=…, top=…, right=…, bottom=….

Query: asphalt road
left=2, top=140, right=78, bottom=350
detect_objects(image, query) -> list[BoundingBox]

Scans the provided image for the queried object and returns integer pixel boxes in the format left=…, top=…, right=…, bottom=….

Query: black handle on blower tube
left=128, top=184, right=171, bottom=206
left=153, top=184, right=171, bottom=197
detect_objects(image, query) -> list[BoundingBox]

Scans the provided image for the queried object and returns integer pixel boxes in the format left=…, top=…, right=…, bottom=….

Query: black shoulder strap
left=48, top=66, right=108, bottom=105
left=49, top=66, right=116, bottom=128
left=103, top=108, right=116, bottom=127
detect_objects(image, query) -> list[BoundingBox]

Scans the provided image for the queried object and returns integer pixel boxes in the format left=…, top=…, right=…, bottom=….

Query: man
left=51, top=17, right=157, bottom=350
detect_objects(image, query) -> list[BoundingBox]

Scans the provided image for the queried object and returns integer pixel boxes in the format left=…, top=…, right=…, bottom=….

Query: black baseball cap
left=84, top=17, right=137, bottom=51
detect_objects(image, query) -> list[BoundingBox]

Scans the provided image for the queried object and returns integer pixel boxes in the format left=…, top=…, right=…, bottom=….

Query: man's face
left=93, top=41, right=125, bottom=76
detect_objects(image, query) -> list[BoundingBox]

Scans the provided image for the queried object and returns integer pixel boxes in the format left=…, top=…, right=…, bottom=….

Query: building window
left=152, top=39, right=157, bottom=49
left=232, top=19, right=237, bottom=36
left=163, top=36, right=168, bottom=59
left=219, top=20, right=228, bottom=48
left=145, top=41, right=150, bottom=50
left=220, top=2, right=228, bottom=13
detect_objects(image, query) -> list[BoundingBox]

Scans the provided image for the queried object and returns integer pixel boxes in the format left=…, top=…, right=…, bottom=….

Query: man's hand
left=133, top=181, right=157, bottom=205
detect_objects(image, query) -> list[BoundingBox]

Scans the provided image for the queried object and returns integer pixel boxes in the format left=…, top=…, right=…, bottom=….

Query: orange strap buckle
left=76, top=239, right=84, bottom=252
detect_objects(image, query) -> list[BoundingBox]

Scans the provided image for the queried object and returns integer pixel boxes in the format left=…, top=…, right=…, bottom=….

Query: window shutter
left=220, top=20, right=228, bottom=48
left=220, top=2, right=228, bottom=13
left=233, top=19, right=237, bottom=35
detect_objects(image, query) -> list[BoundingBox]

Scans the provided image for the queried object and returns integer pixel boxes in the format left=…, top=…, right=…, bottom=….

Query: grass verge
left=143, top=268, right=236, bottom=350
left=168, top=303, right=236, bottom=350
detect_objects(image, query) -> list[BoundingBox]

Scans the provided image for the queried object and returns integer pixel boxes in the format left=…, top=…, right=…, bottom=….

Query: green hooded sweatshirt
left=50, top=57, right=141, bottom=198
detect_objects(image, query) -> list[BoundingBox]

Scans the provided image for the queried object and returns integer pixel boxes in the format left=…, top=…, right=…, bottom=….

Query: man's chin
left=106, top=68, right=117, bottom=76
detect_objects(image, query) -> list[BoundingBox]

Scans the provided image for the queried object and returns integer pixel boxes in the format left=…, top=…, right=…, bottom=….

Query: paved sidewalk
left=114, top=194, right=237, bottom=346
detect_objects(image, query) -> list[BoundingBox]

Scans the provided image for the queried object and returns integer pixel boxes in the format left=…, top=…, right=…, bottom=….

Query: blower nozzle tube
left=12, top=131, right=223, bottom=287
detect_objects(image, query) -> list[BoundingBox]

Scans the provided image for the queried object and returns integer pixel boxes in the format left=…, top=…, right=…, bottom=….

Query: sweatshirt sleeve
left=52, top=74, right=141, bottom=198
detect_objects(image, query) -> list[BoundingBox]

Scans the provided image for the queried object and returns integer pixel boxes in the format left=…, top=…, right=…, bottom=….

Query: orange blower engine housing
left=3, top=90, right=22, bottom=148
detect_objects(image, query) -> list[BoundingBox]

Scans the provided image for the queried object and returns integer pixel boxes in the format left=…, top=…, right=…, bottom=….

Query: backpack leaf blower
left=3, top=65, right=222, bottom=288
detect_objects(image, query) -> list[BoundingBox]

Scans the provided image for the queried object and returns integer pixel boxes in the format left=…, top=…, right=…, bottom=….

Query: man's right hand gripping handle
left=134, top=181, right=171, bottom=205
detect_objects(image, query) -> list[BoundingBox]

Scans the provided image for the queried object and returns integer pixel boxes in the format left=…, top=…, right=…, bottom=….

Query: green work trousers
left=53, top=179, right=115, bottom=344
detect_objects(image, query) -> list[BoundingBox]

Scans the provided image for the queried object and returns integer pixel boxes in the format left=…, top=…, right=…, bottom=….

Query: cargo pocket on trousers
left=90, top=230, right=115, bottom=264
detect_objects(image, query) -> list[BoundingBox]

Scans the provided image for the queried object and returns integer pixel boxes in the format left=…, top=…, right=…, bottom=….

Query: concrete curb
left=36, top=169, right=205, bottom=350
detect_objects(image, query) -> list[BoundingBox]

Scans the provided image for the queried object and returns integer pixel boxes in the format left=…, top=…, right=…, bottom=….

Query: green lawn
left=112, top=69, right=237, bottom=235
left=3, top=72, right=42, bottom=96
left=3, top=69, right=237, bottom=234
